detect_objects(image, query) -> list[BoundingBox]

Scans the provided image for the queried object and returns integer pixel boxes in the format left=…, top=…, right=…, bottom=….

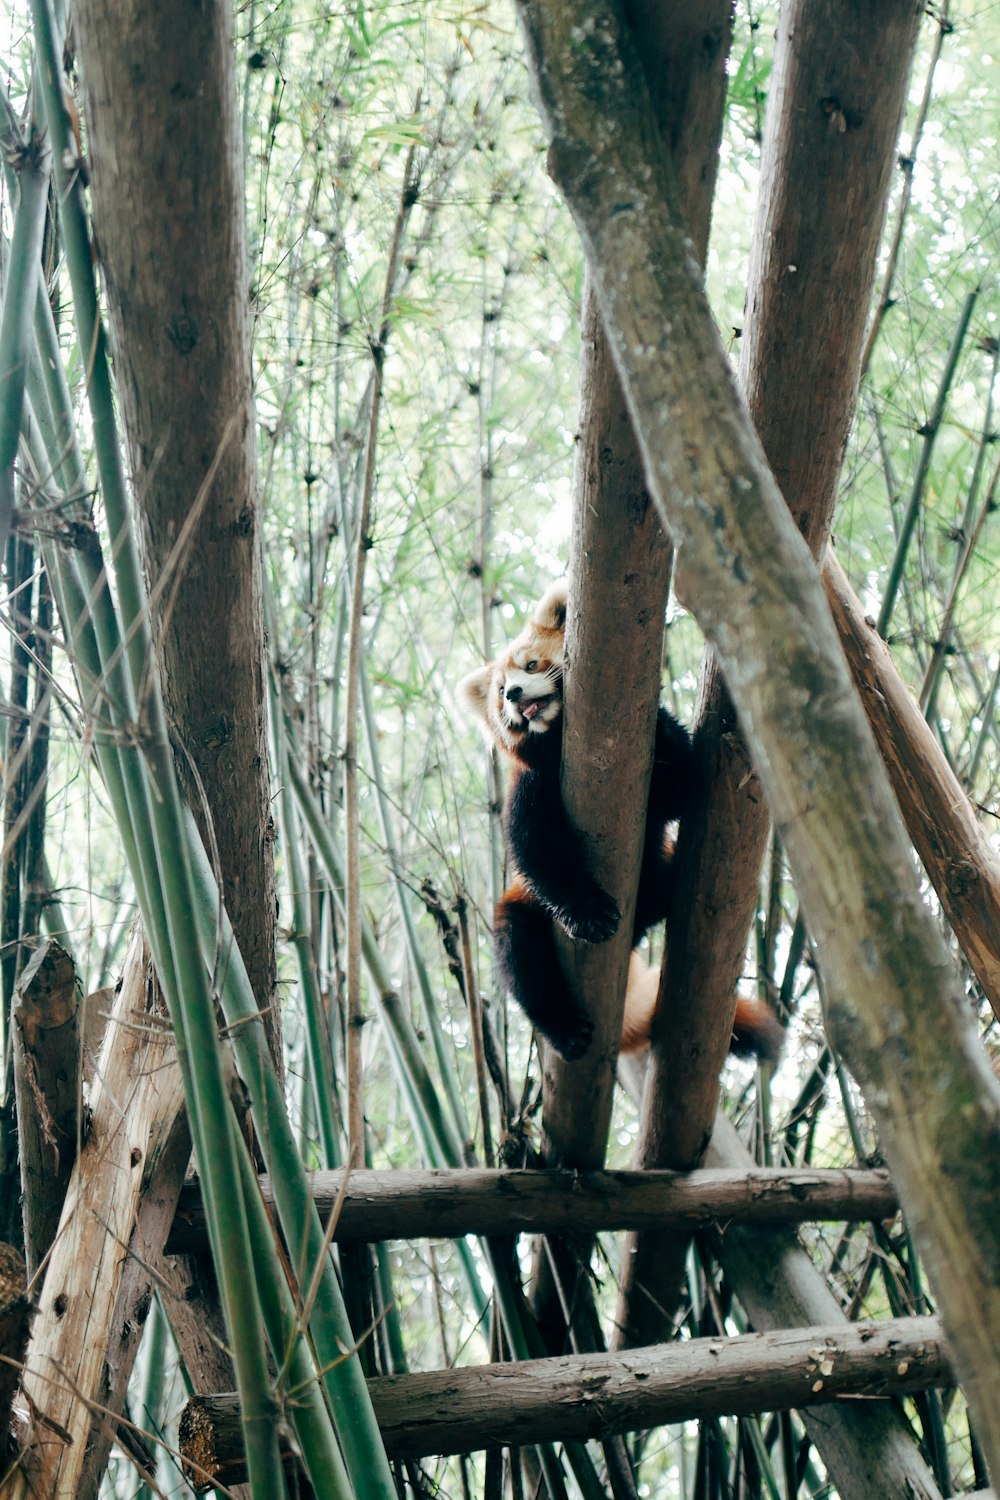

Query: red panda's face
left=458, top=580, right=568, bottom=757
left=494, top=646, right=563, bottom=736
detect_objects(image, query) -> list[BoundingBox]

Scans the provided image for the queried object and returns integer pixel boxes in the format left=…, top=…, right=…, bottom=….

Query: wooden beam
left=165, top=1165, right=898, bottom=1254
left=179, top=1314, right=950, bottom=1483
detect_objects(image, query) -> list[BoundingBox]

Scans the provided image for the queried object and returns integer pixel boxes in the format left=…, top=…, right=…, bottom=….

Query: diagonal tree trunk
left=514, top=0, right=1000, bottom=1478
left=825, top=549, right=1000, bottom=1017
left=617, top=0, right=925, bottom=1348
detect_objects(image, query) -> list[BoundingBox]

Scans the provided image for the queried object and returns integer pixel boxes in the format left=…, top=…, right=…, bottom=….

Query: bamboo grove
left=0, top=1, right=999, bottom=1497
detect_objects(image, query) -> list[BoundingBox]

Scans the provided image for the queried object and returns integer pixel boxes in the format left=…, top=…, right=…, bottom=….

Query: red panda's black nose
left=505, top=684, right=522, bottom=703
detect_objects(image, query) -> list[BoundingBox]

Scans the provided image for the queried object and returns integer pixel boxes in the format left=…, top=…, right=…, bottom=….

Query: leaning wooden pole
left=513, top=0, right=1000, bottom=1478
left=825, top=549, right=1000, bottom=1018
left=704, top=1111, right=943, bottom=1500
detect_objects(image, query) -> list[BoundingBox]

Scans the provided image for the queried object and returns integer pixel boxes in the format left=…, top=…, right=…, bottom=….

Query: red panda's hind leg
left=494, top=881, right=595, bottom=1060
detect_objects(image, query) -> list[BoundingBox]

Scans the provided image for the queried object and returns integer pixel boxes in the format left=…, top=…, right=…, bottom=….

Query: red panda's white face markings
left=458, top=579, right=568, bottom=757
left=495, top=657, right=562, bottom=737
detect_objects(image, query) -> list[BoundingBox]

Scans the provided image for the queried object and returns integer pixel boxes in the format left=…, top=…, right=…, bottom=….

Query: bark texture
left=0, top=1243, right=29, bottom=1446
left=180, top=1315, right=951, bottom=1478
left=12, top=932, right=185, bottom=1499
left=11, top=940, right=80, bottom=1281
left=514, top=0, right=1000, bottom=1477
left=618, top=0, right=925, bottom=1347
left=543, top=0, right=732, bottom=1174
left=72, top=0, right=276, bottom=1050
left=165, top=1163, right=898, bottom=1252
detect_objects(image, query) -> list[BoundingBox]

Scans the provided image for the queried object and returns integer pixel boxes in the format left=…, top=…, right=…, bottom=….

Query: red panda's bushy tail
left=620, top=953, right=784, bottom=1062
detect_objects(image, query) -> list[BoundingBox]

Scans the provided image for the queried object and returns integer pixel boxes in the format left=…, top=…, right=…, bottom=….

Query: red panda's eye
left=525, top=660, right=538, bottom=672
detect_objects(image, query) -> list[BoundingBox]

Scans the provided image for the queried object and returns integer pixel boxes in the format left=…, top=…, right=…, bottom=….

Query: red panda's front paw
left=544, top=1009, right=595, bottom=1061
left=558, top=889, right=621, bottom=944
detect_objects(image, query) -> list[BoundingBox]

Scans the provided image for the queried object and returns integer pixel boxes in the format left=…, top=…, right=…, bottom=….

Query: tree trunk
left=72, top=0, right=275, bottom=1049
left=514, top=0, right=1000, bottom=1478
left=617, top=0, right=925, bottom=1347
left=543, top=0, right=732, bottom=1172
left=70, top=0, right=276, bottom=1447
left=0, top=1243, right=28, bottom=1448
left=825, top=549, right=1000, bottom=1018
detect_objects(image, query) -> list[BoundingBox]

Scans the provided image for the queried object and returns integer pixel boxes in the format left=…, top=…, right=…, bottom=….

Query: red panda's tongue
left=521, top=701, right=540, bottom=721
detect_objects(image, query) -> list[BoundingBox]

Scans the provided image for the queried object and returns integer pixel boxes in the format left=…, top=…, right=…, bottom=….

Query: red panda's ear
left=458, top=664, right=494, bottom=722
left=532, top=579, right=568, bottom=632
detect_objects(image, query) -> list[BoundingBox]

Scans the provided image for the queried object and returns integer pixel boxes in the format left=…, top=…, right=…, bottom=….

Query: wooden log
left=11, top=940, right=80, bottom=1280
left=179, top=1314, right=950, bottom=1483
left=164, top=1165, right=899, bottom=1254
left=824, top=549, right=1000, bottom=1020
left=10, top=929, right=186, bottom=1499
left=0, top=1242, right=29, bottom=1444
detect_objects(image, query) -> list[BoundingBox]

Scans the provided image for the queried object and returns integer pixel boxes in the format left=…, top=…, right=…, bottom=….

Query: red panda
left=459, top=580, right=782, bottom=1064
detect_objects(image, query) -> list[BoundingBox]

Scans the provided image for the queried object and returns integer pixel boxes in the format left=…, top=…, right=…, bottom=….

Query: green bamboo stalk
left=134, top=1295, right=169, bottom=1500
left=921, top=445, right=1000, bottom=721
left=357, top=1127, right=408, bottom=1381
left=184, top=834, right=398, bottom=1498
left=284, top=736, right=470, bottom=1169
left=12, top=184, right=388, bottom=1500
left=968, top=653, right=1000, bottom=788
left=877, top=287, right=978, bottom=637
left=359, top=659, right=473, bottom=1158
left=271, top=678, right=342, bottom=1169
left=0, top=118, right=49, bottom=554
left=284, top=734, right=491, bottom=1307
left=233, top=1117, right=356, bottom=1500
left=859, top=1, right=952, bottom=382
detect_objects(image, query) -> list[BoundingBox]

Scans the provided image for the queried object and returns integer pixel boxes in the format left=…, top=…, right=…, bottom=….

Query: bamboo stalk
left=859, top=1, right=952, bottom=380
left=921, top=445, right=1000, bottom=720
left=271, top=683, right=341, bottom=1169
left=876, top=287, right=978, bottom=638
left=343, top=139, right=421, bottom=1169
left=0, top=113, right=49, bottom=553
